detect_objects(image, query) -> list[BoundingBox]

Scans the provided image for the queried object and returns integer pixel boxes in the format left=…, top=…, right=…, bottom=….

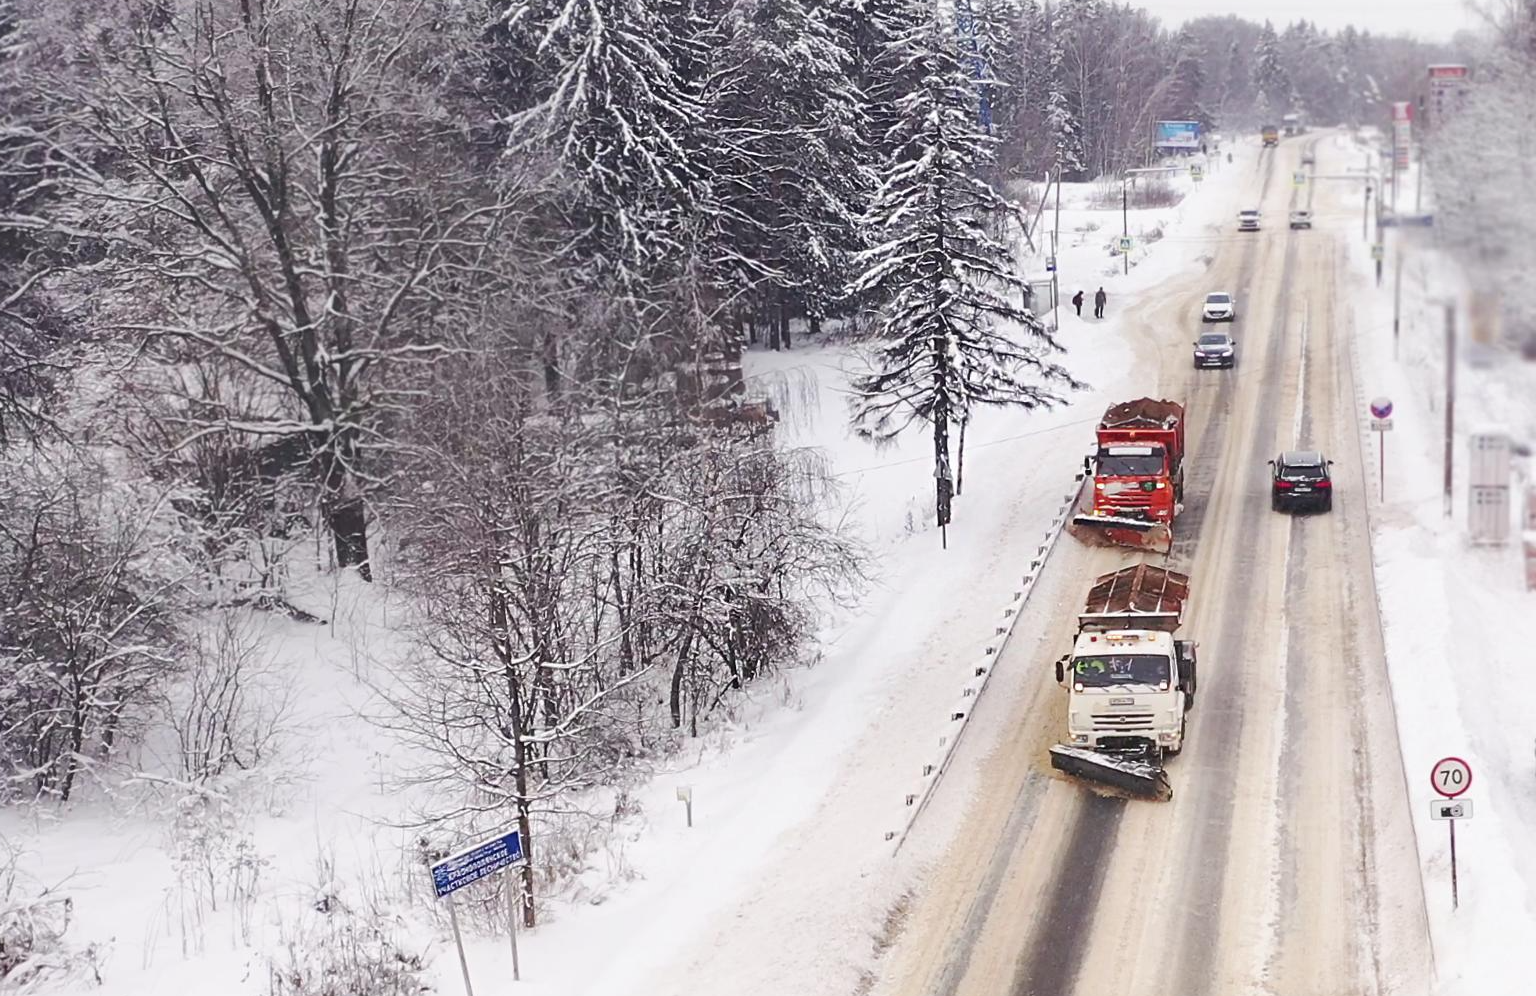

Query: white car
left=1202, top=291, right=1236, bottom=322
left=1289, top=209, right=1313, bottom=229
left=1238, top=209, right=1261, bottom=231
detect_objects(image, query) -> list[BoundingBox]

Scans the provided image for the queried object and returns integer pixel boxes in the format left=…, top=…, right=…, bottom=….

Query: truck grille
left=1092, top=712, right=1155, bottom=731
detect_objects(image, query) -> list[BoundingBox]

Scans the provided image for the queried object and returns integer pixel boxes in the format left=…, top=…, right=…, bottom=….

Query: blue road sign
left=430, top=830, right=524, bottom=899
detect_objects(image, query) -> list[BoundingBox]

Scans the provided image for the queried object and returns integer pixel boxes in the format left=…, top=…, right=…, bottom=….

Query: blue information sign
left=430, top=830, right=524, bottom=899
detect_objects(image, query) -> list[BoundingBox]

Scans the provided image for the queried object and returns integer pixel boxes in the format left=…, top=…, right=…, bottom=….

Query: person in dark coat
left=1094, top=287, right=1107, bottom=318
left=1072, top=290, right=1085, bottom=316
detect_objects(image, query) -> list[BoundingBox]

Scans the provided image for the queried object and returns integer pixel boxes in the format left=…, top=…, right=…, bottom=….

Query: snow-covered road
left=872, top=133, right=1433, bottom=996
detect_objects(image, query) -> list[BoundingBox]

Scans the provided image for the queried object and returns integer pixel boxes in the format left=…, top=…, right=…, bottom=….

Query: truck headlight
left=1072, top=734, right=1091, bottom=744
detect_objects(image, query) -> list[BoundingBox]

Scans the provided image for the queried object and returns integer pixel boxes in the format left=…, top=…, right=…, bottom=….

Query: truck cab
left=1057, top=630, right=1196, bottom=758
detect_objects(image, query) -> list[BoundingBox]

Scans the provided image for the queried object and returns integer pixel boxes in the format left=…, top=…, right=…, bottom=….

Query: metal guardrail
left=888, top=466, right=1090, bottom=854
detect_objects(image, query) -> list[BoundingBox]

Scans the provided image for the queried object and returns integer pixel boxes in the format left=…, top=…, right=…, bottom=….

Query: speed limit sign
left=1431, top=756, right=1472, bottom=798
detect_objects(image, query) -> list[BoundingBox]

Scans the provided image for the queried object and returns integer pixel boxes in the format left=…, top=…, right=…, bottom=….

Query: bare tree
left=40, top=0, right=525, bottom=579
left=0, top=446, right=191, bottom=801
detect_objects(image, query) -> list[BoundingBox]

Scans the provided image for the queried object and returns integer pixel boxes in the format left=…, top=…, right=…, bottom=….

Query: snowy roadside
left=1330, top=131, right=1532, bottom=995
left=0, top=141, right=1259, bottom=996
left=515, top=141, right=1266, bottom=996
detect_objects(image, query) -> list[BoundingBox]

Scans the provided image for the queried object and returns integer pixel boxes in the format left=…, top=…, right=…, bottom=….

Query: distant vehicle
left=1282, top=112, right=1303, bottom=136
left=1048, top=564, right=1197, bottom=801
left=1289, top=209, right=1313, bottom=229
left=1201, top=291, right=1236, bottom=322
left=1300, top=152, right=1315, bottom=166
left=1193, top=331, right=1236, bottom=369
left=1269, top=451, right=1334, bottom=512
left=1261, top=124, right=1279, bottom=146
left=1238, top=209, right=1261, bottom=231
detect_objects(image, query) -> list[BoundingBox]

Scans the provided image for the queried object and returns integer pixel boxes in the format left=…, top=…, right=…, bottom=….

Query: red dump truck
left=1069, top=399, right=1186, bottom=554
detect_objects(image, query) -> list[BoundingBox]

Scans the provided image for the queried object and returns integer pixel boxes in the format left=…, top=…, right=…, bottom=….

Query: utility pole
left=1415, top=141, right=1425, bottom=212
left=1122, top=177, right=1130, bottom=275
left=1374, top=171, right=1385, bottom=287
left=1052, top=174, right=1062, bottom=330
left=1443, top=301, right=1457, bottom=518
left=1393, top=248, right=1404, bottom=360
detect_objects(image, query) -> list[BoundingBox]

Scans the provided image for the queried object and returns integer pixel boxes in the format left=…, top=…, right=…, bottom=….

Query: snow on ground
left=1331, top=131, right=1532, bottom=995
left=0, top=141, right=1262, bottom=996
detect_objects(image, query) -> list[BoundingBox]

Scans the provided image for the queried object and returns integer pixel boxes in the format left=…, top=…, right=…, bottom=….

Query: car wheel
left=1271, top=495, right=1281, bottom=512
left=1322, top=496, right=1333, bottom=513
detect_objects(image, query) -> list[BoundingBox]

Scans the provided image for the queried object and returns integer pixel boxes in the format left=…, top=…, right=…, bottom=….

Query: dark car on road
left=1269, top=451, right=1333, bottom=512
left=1193, top=331, right=1236, bottom=369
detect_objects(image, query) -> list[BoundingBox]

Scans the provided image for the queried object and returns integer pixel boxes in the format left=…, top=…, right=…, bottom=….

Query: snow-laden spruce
left=847, top=0, right=1077, bottom=539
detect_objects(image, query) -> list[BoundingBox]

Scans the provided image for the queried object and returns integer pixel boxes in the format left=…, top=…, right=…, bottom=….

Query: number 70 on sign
left=1431, top=756, right=1471, bottom=798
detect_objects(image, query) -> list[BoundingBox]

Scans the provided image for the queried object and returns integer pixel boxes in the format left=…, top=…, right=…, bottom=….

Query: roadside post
left=430, top=828, right=527, bottom=991
left=1369, top=398, right=1393, bottom=502
left=1371, top=242, right=1384, bottom=286
left=1429, top=757, right=1473, bottom=911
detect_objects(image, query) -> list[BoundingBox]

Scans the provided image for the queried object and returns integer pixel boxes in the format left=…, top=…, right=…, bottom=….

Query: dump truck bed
left=1099, top=398, right=1184, bottom=432
left=1077, top=564, right=1190, bottom=632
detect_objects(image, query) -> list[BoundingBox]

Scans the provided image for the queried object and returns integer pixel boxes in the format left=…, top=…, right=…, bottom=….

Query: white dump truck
left=1048, top=564, right=1197, bottom=800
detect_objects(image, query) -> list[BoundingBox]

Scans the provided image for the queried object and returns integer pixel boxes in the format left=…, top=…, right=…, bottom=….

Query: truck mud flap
left=1049, top=744, right=1173, bottom=801
left=1067, top=515, right=1173, bottom=555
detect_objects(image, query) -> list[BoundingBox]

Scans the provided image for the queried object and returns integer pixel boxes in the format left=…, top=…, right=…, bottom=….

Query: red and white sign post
left=1430, top=756, right=1473, bottom=910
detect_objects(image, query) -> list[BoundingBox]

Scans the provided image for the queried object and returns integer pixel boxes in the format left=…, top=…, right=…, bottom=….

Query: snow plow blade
left=1068, top=514, right=1174, bottom=555
left=1049, top=745, right=1173, bottom=801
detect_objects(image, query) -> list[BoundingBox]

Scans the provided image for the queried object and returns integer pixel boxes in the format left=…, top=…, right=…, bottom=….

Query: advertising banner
left=1153, top=120, right=1201, bottom=150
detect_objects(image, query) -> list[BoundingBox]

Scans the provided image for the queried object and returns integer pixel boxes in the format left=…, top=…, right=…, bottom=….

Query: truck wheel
left=1167, top=723, right=1185, bottom=757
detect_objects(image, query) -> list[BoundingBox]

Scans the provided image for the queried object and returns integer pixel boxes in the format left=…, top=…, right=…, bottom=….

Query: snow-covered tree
left=849, top=0, right=1076, bottom=539
left=1046, top=2, right=1088, bottom=177
left=1166, top=26, right=1212, bottom=129
left=702, top=0, right=870, bottom=347
left=41, top=0, right=520, bottom=582
left=1251, top=21, right=1291, bottom=118
left=503, top=0, right=705, bottom=283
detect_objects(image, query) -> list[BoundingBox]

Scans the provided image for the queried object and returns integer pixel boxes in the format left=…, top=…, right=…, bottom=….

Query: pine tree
left=1251, top=21, right=1290, bottom=120
left=703, top=0, right=869, bottom=346
left=848, top=0, right=1076, bottom=540
left=503, top=0, right=705, bottom=283
left=1046, top=2, right=1087, bottom=177
left=1166, top=26, right=1211, bottom=129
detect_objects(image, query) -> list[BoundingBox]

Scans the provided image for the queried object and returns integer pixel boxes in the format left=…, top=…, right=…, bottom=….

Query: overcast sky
left=1128, top=0, right=1486, bottom=41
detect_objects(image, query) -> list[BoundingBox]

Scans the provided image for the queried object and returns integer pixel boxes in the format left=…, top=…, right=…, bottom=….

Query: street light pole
left=1393, top=248, right=1403, bottom=360
left=1122, top=177, right=1130, bottom=275
left=1443, top=300, right=1457, bottom=519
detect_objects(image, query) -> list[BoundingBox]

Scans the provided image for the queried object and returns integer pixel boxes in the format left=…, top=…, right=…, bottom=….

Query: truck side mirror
left=1054, top=657, right=1066, bottom=684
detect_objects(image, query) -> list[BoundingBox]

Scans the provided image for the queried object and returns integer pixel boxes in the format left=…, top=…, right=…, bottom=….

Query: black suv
left=1269, top=451, right=1333, bottom=512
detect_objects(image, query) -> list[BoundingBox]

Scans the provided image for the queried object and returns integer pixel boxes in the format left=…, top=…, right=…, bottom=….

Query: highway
left=874, top=135, right=1434, bottom=996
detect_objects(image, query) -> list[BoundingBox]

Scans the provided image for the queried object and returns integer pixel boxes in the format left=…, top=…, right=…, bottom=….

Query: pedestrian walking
left=1072, top=290, right=1085, bottom=317
left=1094, top=287, right=1107, bottom=319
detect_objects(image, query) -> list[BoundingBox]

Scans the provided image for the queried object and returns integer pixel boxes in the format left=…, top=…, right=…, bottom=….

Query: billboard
left=1154, top=120, right=1202, bottom=150
left=1427, top=64, right=1470, bottom=91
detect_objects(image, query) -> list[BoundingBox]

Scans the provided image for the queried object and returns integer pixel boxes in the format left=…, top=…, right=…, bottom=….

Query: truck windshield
left=1071, top=654, right=1170, bottom=688
left=1097, top=451, right=1165, bottom=476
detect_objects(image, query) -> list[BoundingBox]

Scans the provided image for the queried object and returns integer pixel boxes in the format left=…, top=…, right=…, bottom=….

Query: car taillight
left=1316, top=480, right=1331, bottom=488
left=1275, top=480, right=1293, bottom=489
